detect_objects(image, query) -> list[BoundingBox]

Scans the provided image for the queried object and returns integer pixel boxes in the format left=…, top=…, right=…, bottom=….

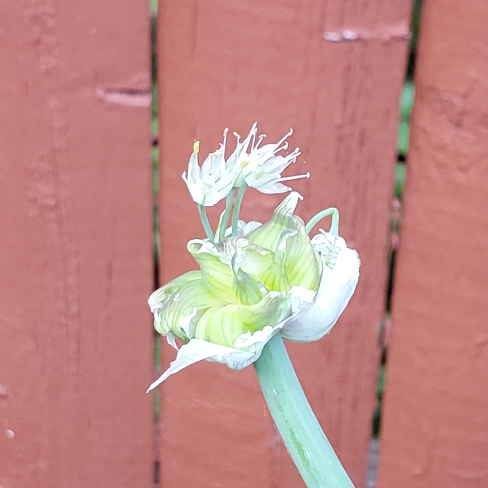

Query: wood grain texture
left=0, top=1, right=154, bottom=486
left=158, top=1, right=411, bottom=486
left=378, top=1, right=488, bottom=487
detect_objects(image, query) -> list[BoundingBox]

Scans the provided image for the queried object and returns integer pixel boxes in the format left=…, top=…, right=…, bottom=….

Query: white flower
left=147, top=192, right=360, bottom=390
left=181, top=124, right=310, bottom=206
left=182, top=138, right=235, bottom=207
left=226, top=123, right=309, bottom=193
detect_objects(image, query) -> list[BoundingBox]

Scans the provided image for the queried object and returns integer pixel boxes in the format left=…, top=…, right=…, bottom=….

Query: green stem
left=305, top=208, right=339, bottom=236
left=254, top=334, right=354, bottom=488
left=231, top=183, right=247, bottom=236
left=198, top=204, right=215, bottom=242
left=217, top=188, right=236, bottom=243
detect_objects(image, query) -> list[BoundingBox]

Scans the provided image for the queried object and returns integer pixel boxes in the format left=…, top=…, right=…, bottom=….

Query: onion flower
left=147, top=192, right=359, bottom=391
left=181, top=123, right=309, bottom=208
left=181, top=141, right=236, bottom=207
left=225, top=123, right=309, bottom=194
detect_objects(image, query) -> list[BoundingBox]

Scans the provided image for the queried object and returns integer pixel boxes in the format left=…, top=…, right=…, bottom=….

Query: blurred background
left=2, top=0, right=487, bottom=487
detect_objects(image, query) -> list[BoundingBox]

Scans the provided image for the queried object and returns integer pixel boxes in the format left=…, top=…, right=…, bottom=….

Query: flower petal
left=257, top=182, right=293, bottom=194
left=201, top=149, right=223, bottom=177
left=154, top=276, right=224, bottom=341
left=146, top=339, right=245, bottom=391
left=247, top=191, right=302, bottom=251
left=195, top=291, right=292, bottom=346
left=249, top=192, right=321, bottom=293
left=187, top=239, right=237, bottom=302
left=147, top=322, right=283, bottom=391
left=224, top=220, right=262, bottom=238
left=281, top=246, right=360, bottom=342
left=148, top=270, right=201, bottom=315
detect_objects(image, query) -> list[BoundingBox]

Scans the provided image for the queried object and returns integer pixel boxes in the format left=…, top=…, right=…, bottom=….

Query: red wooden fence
left=2, top=0, right=487, bottom=487
left=0, top=1, right=154, bottom=487
left=378, top=0, right=488, bottom=486
left=157, top=1, right=411, bottom=487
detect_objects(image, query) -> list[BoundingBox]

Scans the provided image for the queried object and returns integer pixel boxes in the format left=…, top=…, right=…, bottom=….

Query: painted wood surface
left=378, top=0, right=488, bottom=486
left=0, top=1, right=154, bottom=486
left=157, top=1, right=411, bottom=486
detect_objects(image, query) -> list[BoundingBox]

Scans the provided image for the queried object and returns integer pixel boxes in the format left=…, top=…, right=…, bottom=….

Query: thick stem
left=254, top=334, right=354, bottom=488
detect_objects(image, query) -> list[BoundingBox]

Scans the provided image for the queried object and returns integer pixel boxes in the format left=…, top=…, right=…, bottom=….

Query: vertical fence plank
left=378, top=1, right=488, bottom=487
left=0, top=1, right=153, bottom=487
left=158, top=1, right=411, bottom=486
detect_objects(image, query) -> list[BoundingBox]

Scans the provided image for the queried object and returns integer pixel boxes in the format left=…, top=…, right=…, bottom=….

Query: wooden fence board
left=158, top=1, right=411, bottom=486
left=378, top=1, right=488, bottom=487
left=0, top=1, right=154, bottom=487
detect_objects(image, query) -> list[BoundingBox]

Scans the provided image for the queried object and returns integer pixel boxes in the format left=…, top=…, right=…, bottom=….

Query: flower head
left=181, top=124, right=309, bottom=207
left=148, top=191, right=360, bottom=391
left=226, top=123, right=309, bottom=193
left=182, top=138, right=235, bottom=207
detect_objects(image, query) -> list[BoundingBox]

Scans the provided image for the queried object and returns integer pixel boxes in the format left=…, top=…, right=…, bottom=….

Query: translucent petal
left=187, top=150, right=200, bottom=185
left=231, top=253, right=263, bottom=305
left=201, top=149, right=223, bottom=177
left=147, top=320, right=287, bottom=390
left=195, top=292, right=292, bottom=347
left=257, top=182, right=292, bottom=194
left=247, top=193, right=321, bottom=292
left=187, top=240, right=237, bottom=302
left=224, top=220, right=262, bottom=238
left=283, top=220, right=322, bottom=291
left=258, top=229, right=294, bottom=292
left=281, top=246, right=360, bottom=342
left=155, top=277, right=224, bottom=341
left=247, top=192, right=302, bottom=251
left=146, top=339, right=253, bottom=391
left=148, top=270, right=201, bottom=314
left=194, top=306, right=249, bottom=346
left=220, top=237, right=272, bottom=274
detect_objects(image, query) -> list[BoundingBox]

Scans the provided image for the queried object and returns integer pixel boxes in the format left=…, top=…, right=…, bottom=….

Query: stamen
left=221, top=128, right=229, bottom=152
left=254, top=134, right=267, bottom=150
left=251, top=128, right=257, bottom=149
left=285, top=148, right=301, bottom=162
left=220, top=129, right=229, bottom=172
left=274, top=141, right=289, bottom=153
left=274, top=128, right=294, bottom=149
left=278, top=172, right=310, bottom=182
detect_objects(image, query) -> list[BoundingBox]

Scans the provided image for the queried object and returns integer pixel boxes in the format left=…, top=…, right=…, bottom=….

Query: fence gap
left=367, top=4, right=420, bottom=487
left=150, top=1, right=162, bottom=487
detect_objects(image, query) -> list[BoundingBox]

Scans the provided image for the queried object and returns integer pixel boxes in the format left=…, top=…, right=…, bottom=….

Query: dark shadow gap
left=150, top=0, right=161, bottom=487
left=367, top=1, right=423, bottom=486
